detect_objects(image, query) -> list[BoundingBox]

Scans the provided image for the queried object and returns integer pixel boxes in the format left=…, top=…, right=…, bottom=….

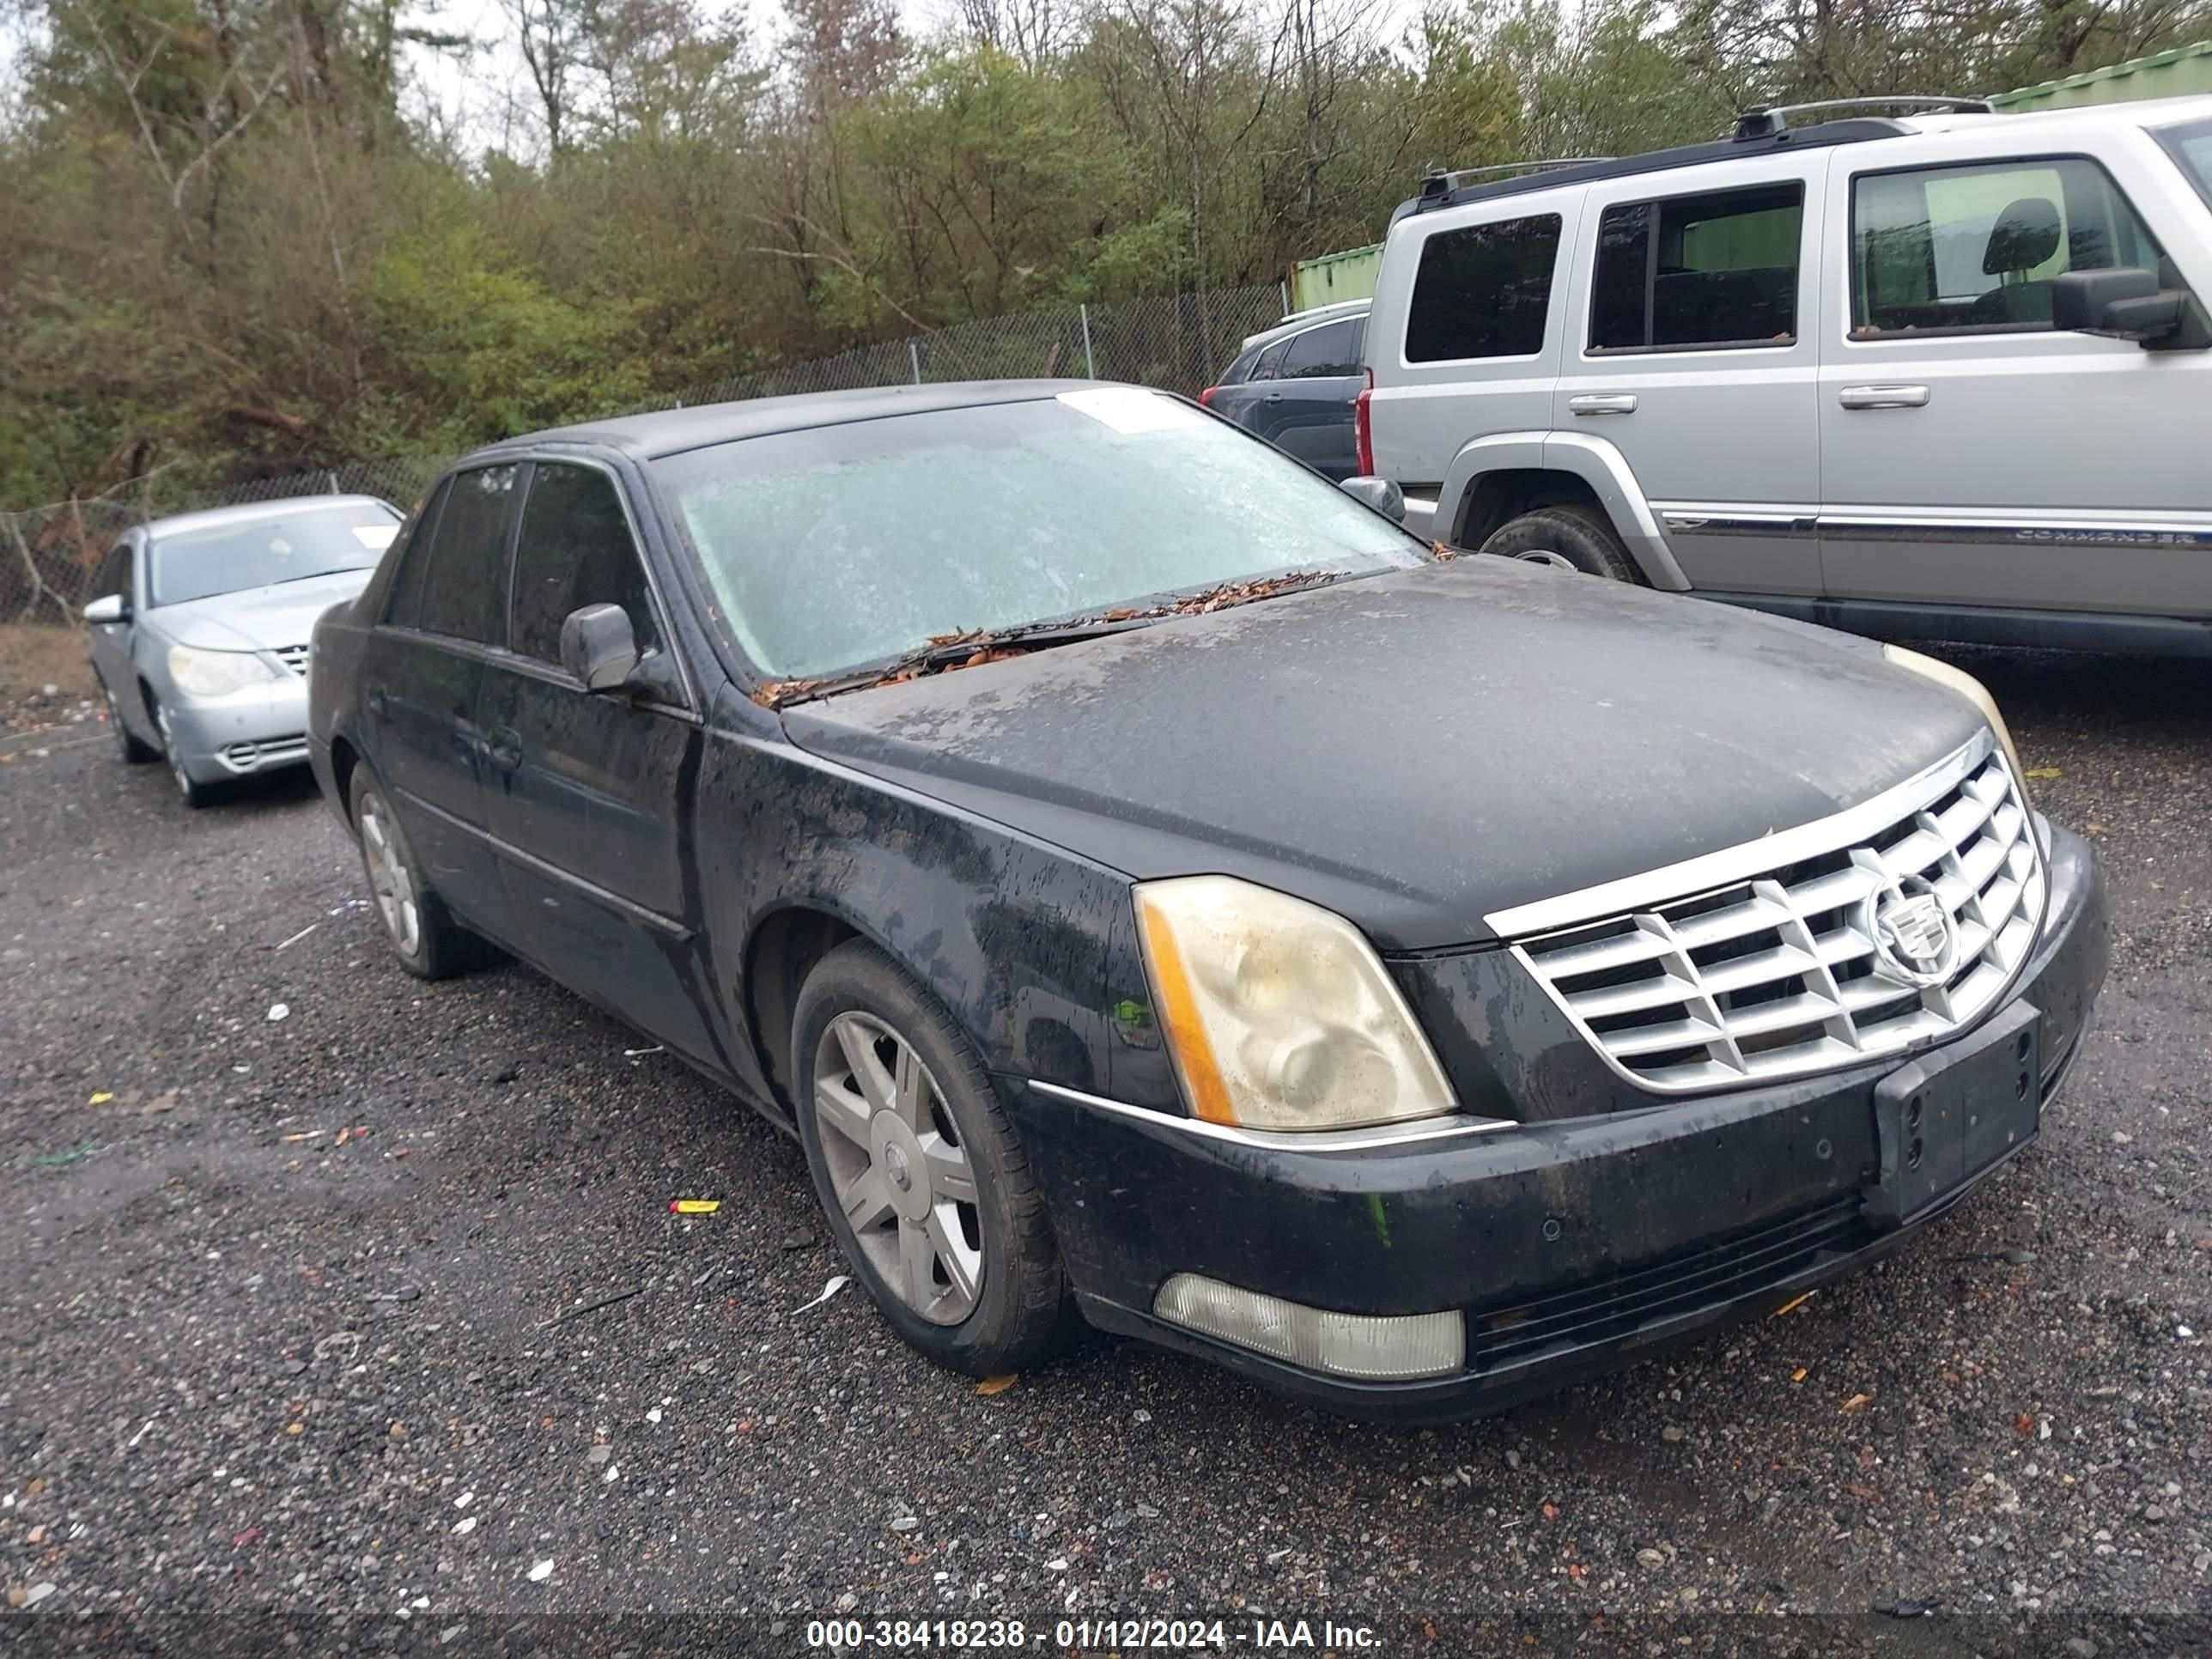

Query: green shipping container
left=1991, top=40, right=2212, bottom=111
left=1291, top=243, right=1382, bottom=312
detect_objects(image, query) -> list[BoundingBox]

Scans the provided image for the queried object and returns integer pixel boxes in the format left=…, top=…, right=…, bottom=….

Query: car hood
left=153, top=569, right=374, bottom=652
left=780, top=560, right=1986, bottom=951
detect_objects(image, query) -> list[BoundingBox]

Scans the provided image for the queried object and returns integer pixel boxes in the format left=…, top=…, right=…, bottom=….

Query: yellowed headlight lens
left=1133, top=876, right=1455, bottom=1133
left=1883, top=644, right=2031, bottom=799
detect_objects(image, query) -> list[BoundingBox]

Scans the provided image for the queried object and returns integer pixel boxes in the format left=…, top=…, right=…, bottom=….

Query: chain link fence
left=0, top=285, right=1286, bottom=629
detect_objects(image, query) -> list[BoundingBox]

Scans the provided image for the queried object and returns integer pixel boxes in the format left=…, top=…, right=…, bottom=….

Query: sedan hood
left=154, top=569, right=374, bottom=652
left=781, top=560, right=1985, bottom=951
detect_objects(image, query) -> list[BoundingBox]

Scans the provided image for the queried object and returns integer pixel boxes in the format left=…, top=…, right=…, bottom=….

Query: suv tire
left=793, top=939, right=1085, bottom=1378
left=1480, top=507, right=1640, bottom=582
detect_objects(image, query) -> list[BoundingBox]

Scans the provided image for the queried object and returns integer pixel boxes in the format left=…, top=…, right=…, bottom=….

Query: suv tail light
left=1353, top=370, right=1375, bottom=475
left=1199, top=386, right=1219, bottom=407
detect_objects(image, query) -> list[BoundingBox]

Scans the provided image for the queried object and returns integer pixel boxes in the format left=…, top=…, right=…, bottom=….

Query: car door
left=1818, top=134, right=2212, bottom=617
left=1258, top=316, right=1368, bottom=478
left=86, top=538, right=144, bottom=733
left=356, top=467, right=517, bottom=933
left=1554, top=155, right=1827, bottom=596
left=1206, top=336, right=1287, bottom=444
left=473, top=456, right=719, bottom=1060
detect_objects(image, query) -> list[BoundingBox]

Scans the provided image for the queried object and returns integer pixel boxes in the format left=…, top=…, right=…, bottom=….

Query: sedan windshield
left=651, top=388, right=1424, bottom=681
left=150, top=502, right=400, bottom=607
left=2158, top=117, right=2212, bottom=210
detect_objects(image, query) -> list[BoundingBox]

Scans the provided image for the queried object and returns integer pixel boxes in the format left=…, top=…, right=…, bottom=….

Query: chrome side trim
left=1486, top=730, right=1993, bottom=938
left=1819, top=514, right=2212, bottom=550
left=1658, top=507, right=1818, bottom=539
left=1024, top=1080, right=1515, bottom=1151
left=1656, top=504, right=2212, bottom=551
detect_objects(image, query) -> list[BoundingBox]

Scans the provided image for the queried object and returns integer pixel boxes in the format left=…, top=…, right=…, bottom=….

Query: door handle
left=1263, top=392, right=1284, bottom=404
left=1568, top=393, right=1638, bottom=416
left=488, top=725, right=524, bottom=773
left=367, top=688, right=388, bottom=717
left=1838, top=384, right=1930, bottom=410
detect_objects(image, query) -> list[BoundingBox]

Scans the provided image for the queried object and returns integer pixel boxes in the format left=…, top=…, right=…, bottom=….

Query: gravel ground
left=2, top=643, right=2208, bottom=1656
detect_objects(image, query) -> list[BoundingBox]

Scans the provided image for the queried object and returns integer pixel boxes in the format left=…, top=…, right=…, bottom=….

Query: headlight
left=167, top=643, right=278, bottom=698
left=1881, top=644, right=2029, bottom=795
left=1133, top=875, right=1455, bottom=1132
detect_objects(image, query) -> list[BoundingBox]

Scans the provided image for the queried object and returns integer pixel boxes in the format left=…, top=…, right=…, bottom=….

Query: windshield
left=2158, top=118, right=2212, bottom=210
left=149, top=501, right=400, bottom=607
left=651, top=388, right=1424, bottom=681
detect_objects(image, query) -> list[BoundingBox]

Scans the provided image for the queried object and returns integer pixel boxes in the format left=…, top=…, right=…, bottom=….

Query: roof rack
left=1417, top=158, right=1613, bottom=204
left=1732, top=96, right=1995, bottom=141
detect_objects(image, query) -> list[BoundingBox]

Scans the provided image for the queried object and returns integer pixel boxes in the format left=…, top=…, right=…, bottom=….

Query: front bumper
left=165, top=680, right=313, bottom=782
left=1006, top=823, right=2106, bottom=1421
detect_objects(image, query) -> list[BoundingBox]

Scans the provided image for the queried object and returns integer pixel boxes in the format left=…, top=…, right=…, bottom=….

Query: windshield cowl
left=750, top=569, right=1343, bottom=710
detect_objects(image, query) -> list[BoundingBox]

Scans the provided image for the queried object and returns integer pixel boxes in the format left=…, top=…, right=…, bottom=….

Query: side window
left=1251, top=339, right=1289, bottom=380
left=1589, top=183, right=1802, bottom=352
left=1851, top=157, right=2164, bottom=336
left=411, top=465, right=520, bottom=643
left=383, top=478, right=453, bottom=630
left=509, top=463, right=661, bottom=669
left=99, top=544, right=133, bottom=603
left=1405, top=213, right=1563, bottom=363
left=1279, top=318, right=1362, bottom=377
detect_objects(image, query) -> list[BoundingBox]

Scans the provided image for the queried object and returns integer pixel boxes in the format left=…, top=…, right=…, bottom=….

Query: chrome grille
left=275, top=643, right=310, bottom=676
left=1509, top=736, right=2046, bottom=1093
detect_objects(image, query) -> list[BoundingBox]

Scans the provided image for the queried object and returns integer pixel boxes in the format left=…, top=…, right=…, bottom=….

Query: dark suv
left=1201, top=301, right=1369, bottom=479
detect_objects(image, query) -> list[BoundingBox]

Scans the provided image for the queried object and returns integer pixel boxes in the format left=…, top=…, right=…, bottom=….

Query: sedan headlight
left=168, top=643, right=279, bottom=698
left=1133, top=875, right=1455, bottom=1132
left=1882, top=645, right=2030, bottom=796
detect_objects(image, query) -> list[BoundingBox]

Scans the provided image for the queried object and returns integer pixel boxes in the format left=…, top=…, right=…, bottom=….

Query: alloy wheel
left=155, top=706, right=193, bottom=799
left=358, top=789, right=423, bottom=958
left=1513, top=549, right=1579, bottom=572
left=811, top=1011, right=984, bottom=1325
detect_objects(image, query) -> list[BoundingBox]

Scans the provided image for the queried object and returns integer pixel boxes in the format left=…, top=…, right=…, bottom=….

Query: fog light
left=1154, top=1273, right=1464, bottom=1381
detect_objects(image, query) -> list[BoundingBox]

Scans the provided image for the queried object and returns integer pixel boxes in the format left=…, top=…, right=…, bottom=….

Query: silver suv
left=1360, top=96, right=2212, bottom=653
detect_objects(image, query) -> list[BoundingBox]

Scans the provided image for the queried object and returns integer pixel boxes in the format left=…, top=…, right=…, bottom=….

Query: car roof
left=142, top=494, right=398, bottom=539
left=471, top=380, right=1117, bottom=465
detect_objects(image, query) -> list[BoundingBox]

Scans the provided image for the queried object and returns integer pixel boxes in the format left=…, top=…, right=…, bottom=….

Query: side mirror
left=1340, top=475, right=1406, bottom=523
left=2051, top=268, right=2198, bottom=346
left=559, top=603, right=640, bottom=691
left=83, top=593, right=128, bottom=625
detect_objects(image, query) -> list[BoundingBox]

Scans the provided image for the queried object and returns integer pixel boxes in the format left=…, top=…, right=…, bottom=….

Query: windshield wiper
left=753, top=569, right=1340, bottom=710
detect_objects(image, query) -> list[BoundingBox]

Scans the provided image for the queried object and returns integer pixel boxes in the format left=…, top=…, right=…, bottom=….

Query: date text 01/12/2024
left=804, top=1618, right=1383, bottom=1650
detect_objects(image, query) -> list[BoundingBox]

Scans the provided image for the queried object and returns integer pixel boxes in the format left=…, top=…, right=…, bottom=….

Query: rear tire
left=792, top=939, right=1084, bottom=1377
left=1480, top=506, right=1641, bottom=582
left=348, top=767, right=489, bottom=981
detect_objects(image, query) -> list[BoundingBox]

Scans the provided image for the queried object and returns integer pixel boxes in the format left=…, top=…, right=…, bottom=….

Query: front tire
left=104, top=678, right=159, bottom=763
left=792, top=939, right=1083, bottom=1376
left=348, top=768, right=487, bottom=981
left=153, top=701, right=222, bottom=807
left=1480, top=506, right=1640, bottom=581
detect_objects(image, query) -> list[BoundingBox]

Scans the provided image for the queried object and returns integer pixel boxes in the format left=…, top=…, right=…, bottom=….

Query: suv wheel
left=792, top=939, right=1083, bottom=1377
left=1480, top=507, right=1640, bottom=582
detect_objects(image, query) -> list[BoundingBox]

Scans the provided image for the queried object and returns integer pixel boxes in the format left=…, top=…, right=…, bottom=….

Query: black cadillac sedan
left=307, top=380, right=2106, bottom=1419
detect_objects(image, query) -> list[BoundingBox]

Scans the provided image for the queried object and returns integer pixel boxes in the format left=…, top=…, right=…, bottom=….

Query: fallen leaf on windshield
left=961, top=647, right=1028, bottom=668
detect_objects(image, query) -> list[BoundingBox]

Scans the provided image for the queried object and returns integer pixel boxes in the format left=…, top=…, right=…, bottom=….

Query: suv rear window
left=1405, top=215, right=1562, bottom=362
left=1589, top=183, right=1802, bottom=352
left=1850, top=157, right=2163, bottom=335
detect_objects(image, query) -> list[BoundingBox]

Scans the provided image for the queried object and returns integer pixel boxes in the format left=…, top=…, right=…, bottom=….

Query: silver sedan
left=84, top=495, right=404, bottom=806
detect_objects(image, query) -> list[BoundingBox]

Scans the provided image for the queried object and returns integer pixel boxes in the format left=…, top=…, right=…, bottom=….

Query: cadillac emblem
left=1868, top=874, right=1958, bottom=988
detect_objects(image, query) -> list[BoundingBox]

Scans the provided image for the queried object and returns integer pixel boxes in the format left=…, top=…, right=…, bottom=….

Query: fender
left=1436, top=430, right=1691, bottom=592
